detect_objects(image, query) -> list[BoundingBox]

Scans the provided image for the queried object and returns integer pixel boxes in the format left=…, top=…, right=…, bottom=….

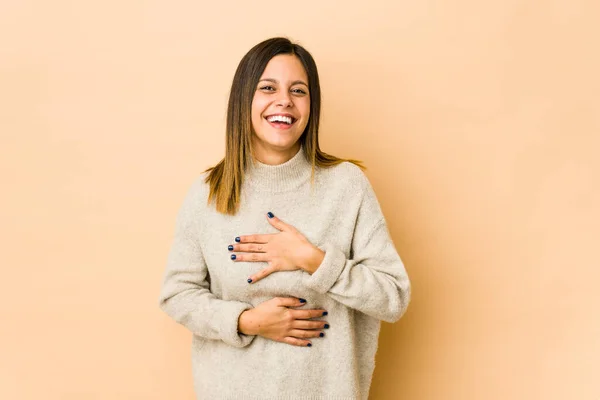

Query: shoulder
left=179, top=171, right=211, bottom=212
left=186, top=170, right=211, bottom=194
left=317, top=161, right=371, bottom=192
left=317, top=162, right=384, bottom=218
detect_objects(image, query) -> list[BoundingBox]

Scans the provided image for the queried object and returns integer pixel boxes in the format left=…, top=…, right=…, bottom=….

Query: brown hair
left=204, top=37, right=364, bottom=215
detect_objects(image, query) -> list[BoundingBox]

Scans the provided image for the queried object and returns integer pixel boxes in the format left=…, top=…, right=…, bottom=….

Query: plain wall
left=1, top=0, right=599, bottom=399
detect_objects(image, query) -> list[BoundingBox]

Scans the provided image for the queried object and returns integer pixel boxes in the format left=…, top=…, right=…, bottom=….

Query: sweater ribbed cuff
left=302, top=244, right=347, bottom=293
left=219, top=301, right=255, bottom=348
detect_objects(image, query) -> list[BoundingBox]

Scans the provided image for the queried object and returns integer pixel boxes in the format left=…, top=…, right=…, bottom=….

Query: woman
left=159, top=37, right=411, bottom=400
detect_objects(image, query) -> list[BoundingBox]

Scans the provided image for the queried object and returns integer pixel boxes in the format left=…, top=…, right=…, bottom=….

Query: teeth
left=267, top=115, right=293, bottom=124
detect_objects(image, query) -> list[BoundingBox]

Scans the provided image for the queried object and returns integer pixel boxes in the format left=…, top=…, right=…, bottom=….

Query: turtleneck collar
left=244, top=145, right=312, bottom=192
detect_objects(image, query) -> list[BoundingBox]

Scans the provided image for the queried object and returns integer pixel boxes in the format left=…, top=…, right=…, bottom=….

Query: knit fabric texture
left=159, top=146, right=411, bottom=400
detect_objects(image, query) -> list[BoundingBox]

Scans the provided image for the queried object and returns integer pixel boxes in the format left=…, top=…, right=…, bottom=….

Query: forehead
left=260, top=54, right=308, bottom=82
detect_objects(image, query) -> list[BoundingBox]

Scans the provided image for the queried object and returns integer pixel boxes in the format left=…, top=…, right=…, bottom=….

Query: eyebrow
left=258, top=78, right=309, bottom=87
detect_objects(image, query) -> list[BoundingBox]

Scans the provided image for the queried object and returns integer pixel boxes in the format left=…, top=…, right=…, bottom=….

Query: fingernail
left=235, top=237, right=241, bottom=242
left=247, top=278, right=252, bottom=283
left=228, top=245, right=233, bottom=251
left=267, top=212, right=274, bottom=218
left=299, top=298, right=306, bottom=303
left=324, top=324, right=330, bottom=329
left=322, top=311, right=328, bottom=316
left=231, top=254, right=236, bottom=260
left=307, top=343, right=312, bottom=347
left=319, top=332, right=325, bottom=337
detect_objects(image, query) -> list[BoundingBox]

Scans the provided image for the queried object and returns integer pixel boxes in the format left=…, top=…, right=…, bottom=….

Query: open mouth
left=265, top=114, right=297, bottom=129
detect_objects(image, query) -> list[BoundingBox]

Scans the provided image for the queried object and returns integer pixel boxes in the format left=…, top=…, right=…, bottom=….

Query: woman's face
left=250, top=54, right=310, bottom=159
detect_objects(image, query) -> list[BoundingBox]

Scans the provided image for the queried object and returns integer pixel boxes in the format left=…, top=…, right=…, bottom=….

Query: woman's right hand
left=238, top=297, right=328, bottom=347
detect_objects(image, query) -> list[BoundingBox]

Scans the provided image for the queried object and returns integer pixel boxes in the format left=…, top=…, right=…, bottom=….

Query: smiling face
left=250, top=54, right=310, bottom=163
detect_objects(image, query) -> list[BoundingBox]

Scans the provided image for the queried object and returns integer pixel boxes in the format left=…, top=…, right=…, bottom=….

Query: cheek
left=251, top=95, right=268, bottom=121
left=250, top=103, right=261, bottom=123
left=299, top=100, right=311, bottom=123
left=299, top=98, right=310, bottom=116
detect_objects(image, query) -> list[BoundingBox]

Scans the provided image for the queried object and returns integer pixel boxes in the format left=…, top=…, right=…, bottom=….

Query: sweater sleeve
left=158, top=178, right=255, bottom=347
left=302, top=172, right=411, bottom=323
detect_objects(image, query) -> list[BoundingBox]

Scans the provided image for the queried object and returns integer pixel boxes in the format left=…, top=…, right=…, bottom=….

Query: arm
left=302, top=175, right=411, bottom=323
left=158, top=178, right=255, bottom=347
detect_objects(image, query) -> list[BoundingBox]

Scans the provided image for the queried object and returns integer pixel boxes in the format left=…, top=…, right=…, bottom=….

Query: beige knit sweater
left=159, top=147, right=411, bottom=399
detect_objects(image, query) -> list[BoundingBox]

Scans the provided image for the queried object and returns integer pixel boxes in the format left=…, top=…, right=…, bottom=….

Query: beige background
left=1, top=0, right=599, bottom=399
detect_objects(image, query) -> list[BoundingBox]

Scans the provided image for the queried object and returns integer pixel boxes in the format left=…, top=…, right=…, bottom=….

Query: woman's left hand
left=229, top=213, right=325, bottom=283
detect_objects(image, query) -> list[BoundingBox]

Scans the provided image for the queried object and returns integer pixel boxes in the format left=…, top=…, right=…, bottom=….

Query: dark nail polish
left=231, top=254, right=236, bottom=260
left=307, top=343, right=312, bottom=347
left=299, top=298, right=306, bottom=303
left=235, top=237, right=241, bottom=242
left=324, top=324, right=330, bottom=329
left=247, top=278, right=252, bottom=283
left=319, top=332, right=325, bottom=337
left=267, top=212, right=274, bottom=218
left=228, top=245, right=233, bottom=251
left=322, top=311, right=328, bottom=316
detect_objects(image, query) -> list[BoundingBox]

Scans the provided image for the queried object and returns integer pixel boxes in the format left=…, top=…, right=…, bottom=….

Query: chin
left=259, top=134, right=301, bottom=150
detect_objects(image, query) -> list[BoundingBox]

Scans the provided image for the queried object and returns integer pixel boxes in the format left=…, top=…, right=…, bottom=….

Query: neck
left=244, top=144, right=312, bottom=193
left=252, top=142, right=302, bottom=166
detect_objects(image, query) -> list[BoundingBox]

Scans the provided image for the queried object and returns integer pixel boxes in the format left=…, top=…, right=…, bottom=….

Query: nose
left=276, top=91, right=293, bottom=108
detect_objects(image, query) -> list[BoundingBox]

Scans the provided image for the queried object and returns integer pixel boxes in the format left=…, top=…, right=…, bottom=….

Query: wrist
left=302, top=245, right=325, bottom=275
left=238, top=309, right=258, bottom=336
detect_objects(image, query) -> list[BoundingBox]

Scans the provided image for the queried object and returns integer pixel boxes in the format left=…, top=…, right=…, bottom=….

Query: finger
left=231, top=252, right=269, bottom=263
left=266, top=212, right=299, bottom=233
left=274, top=297, right=307, bottom=308
left=237, top=234, right=271, bottom=244
left=289, top=329, right=324, bottom=339
left=281, top=337, right=313, bottom=347
left=292, top=320, right=328, bottom=330
left=290, top=309, right=328, bottom=320
left=247, top=265, right=277, bottom=284
left=230, top=243, right=268, bottom=253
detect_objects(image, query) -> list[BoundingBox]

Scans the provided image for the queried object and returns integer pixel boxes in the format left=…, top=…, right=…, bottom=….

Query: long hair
left=205, top=37, right=364, bottom=215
